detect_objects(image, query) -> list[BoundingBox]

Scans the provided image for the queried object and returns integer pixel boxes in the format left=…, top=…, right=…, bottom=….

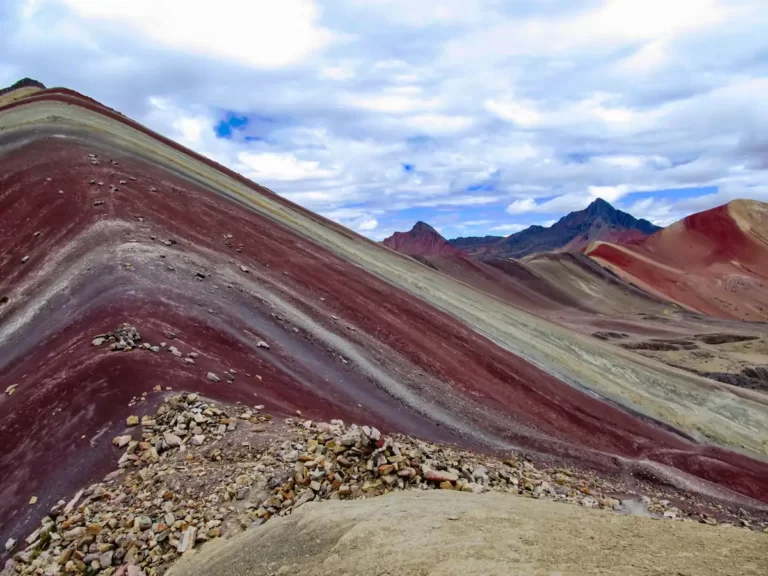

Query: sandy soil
left=168, top=490, right=768, bottom=576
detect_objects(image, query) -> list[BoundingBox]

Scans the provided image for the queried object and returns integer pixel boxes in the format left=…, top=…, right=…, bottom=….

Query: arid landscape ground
left=2, top=81, right=768, bottom=575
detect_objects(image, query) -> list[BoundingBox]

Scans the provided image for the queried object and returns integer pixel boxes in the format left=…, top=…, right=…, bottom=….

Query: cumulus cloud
left=2, top=0, right=768, bottom=238
left=49, top=0, right=335, bottom=68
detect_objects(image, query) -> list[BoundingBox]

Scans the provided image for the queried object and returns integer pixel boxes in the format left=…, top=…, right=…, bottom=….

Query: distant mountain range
left=384, top=198, right=660, bottom=259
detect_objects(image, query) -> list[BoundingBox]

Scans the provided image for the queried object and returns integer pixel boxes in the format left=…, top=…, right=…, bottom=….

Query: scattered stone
left=113, top=435, right=132, bottom=448
left=21, top=256, right=29, bottom=263
left=163, top=432, right=182, bottom=448
left=92, top=337, right=106, bottom=346
left=6, top=393, right=760, bottom=576
left=5, top=384, right=17, bottom=396
left=126, top=415, right=139, bottom=427
left=207, top=372, right=221, bottom=383
left=5, top=538, right=16, bottom=552
left=28, top=496, right=37, bottom=505
left=94, top=200, right=105, bottom=206
left=256, top=340, right=270, bottom=350
left=239, top=265, right=250, bottom=273
left=177, top=526, right=197, bottom=554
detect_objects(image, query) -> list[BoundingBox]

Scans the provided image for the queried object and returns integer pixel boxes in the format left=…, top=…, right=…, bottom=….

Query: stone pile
left=92, top=325, right=143, bottom=352
left=5, top=395, right=764, bottom=576
left=3, top=393, right=272, bottom=576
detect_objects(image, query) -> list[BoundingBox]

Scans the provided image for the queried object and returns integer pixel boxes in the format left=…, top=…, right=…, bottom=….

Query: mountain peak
left=451, top=198, right=660, bottom=258
left=586, top=197, right=614, bottom=211
left=412, top=221, right=437, bottom=232
left=383, top=221, right=459, bottom=257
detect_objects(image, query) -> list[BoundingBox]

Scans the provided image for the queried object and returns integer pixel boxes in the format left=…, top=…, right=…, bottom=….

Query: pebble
left=256, top=340, right=270, bottom=350
left=207, top=372, right=221, bottom=383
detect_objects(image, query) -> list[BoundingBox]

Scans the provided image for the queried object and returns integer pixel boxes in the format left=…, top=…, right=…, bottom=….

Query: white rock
left=92, top=337, right=106, bottom=346
left=5, top=538, right=16, bottom=552
left=177, top=526, right=197, bottom=554
left=190, top=434, right=206, bottom=446
left=207, top=372, right=221, bottom=383
left=163, top=432, right=182, bottom=448
left=114, top=435, right=132, bottom=448
left=256, top=340, right=270, bottom=350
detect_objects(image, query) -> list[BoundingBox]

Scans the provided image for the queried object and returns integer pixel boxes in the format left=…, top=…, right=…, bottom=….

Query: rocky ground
left=3, top=386, right=767, bottom=576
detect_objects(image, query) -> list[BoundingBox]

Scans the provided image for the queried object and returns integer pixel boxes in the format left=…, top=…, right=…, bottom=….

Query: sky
left=3, top=0, right=768, bottom=240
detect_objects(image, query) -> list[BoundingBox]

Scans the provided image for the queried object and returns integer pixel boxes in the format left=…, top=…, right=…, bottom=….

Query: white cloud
left=506, top=198, right=538, bottom=214
left=405, top=114, right=474, bottom=134
left=238, top=152, right=339, bottom=181
left=619, top=41, right=668, bottom=73
left=345, top=93, right=441, bottom=114
left=51, top=0, right=334, bottom=68
left=444, top=0, right=736, bottom=62
left=357, top=218, right=378, bottom=231
left=484, top=97, right=541, bottom=127
left=320, top=62, right=357, bottom=80
left=6, top=0, right=768, bottom=239
left=587, top=184, right=633, bottom=202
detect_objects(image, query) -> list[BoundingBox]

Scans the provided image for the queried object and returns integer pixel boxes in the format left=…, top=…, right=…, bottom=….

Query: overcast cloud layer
left=3, top=0, right=768, bottom=240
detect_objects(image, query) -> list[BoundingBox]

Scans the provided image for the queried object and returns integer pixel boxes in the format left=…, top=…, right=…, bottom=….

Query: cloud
left=357, top=217, right=378, bottom=231
left=484, top=97, right=541, bottom=127
left=506, top=198, right=538, bottom=214
left=238, top=152, right=339, bottom=181
left=3, top=0, right=768, bottom=239
left=50, top=0, right=335, bottom=68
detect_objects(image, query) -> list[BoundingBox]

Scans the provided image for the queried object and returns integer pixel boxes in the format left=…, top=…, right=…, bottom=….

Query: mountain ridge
left=449, top=198, right=660, bottom=258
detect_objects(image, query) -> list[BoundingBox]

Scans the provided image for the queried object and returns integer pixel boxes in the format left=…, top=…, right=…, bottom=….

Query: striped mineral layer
left=2, top=85, right=768, bottom=547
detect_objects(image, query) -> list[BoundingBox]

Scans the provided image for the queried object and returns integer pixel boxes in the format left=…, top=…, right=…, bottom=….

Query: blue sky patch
left=215, top=113, right=249, bottom=138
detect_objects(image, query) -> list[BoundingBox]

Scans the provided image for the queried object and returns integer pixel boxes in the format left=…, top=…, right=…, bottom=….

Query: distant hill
left=382, top=221, right=460, bottom=256
left=587, top=199, right=768, bottom=321
left=449, top=198, right=660, bottom=258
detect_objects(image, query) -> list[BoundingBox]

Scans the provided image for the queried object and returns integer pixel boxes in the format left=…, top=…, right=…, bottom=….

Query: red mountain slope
left=3, top=84, right=768, bottom=547
left=382, top=221, right=460, bottom=256
left=587, top=200, right=768, bottom=321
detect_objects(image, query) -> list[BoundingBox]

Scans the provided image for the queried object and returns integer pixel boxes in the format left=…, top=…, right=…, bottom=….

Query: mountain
left=587, top=199, right=768, bottom=321
left=448, top=198, right=660, bottom=258
left=448, top=234, right=504, bottom=252
left=3, top=80, right=768, bottom=561
left=382, top=221, right=460, bottom=256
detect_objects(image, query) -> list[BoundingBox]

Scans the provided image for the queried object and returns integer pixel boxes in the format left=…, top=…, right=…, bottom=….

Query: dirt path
left=168, top=490, right=768, bottom=576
